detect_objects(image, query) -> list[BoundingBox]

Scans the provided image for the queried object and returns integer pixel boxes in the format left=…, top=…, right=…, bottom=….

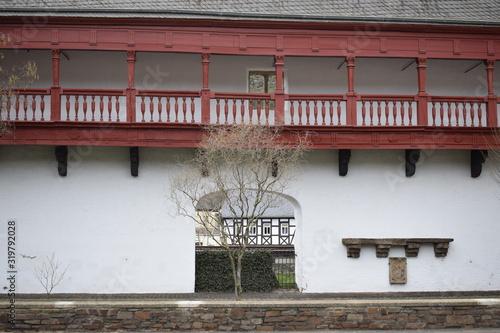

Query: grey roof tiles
left=1, top=0, right=499, bottom=25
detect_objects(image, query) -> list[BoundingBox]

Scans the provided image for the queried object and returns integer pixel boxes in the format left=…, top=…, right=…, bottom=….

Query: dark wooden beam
left=130, top=146, right=139, bottom=177
left=55, top=145, right=68, bottom=177
left=338, top=149, right=351, bottom=176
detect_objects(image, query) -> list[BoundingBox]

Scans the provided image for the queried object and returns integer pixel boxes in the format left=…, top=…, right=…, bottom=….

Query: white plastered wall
left=0, top=146, right=194, bottom=293
left=1, top=146, right=499, bottom=293
left=294, top=149, right=500, bottom=293
left=1, top=51, right=499, bottom=293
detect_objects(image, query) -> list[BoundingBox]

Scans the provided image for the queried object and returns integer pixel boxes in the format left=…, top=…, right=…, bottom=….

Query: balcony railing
left=2, top=88, right=498, bottom=128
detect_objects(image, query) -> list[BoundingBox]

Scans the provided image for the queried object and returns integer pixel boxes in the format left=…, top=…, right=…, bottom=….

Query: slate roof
left=1, top=0, right=499, bottom=26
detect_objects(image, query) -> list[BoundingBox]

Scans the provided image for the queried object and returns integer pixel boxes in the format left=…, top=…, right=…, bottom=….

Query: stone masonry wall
left=1, top=299, right=499, bottom=331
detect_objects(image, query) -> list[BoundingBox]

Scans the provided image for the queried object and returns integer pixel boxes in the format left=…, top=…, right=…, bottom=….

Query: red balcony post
left=50, top=49, right=61, bottom=121
left=126, top=50, right=136, bottom=122
left=485, top=60, right=498, bottom=127
left=274, top=55, right=285, bottom=125
left=417, top=57, right=429, bottom=126
left=346, top=56, right=357, bottom=126
left=201, top=53, right=211, bottom=124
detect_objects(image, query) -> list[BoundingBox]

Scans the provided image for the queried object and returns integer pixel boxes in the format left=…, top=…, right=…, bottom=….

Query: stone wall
left=1, top=298, right=499, bottom=331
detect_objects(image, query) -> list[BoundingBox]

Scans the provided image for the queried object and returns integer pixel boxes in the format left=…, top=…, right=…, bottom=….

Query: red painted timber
left=0, top=23, right=499, bottom=60
left=1, top=122, right=499, bottom=150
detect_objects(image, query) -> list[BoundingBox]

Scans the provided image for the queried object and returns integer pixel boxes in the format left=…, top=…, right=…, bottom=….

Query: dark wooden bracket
left=271, top=157, right=278, bottom=177
left=55, top=146, right=68, bottom=177
left=199, top=149, right=209, bottom=177
left=471, top=150, right=488, bottom=178
left=130, top=147, right=139, bottom=177
left=339, top=149, right=351, bottom=176
left=342, top=238, right=454, bottom=258
left=405, top=149, right=420, bottom=177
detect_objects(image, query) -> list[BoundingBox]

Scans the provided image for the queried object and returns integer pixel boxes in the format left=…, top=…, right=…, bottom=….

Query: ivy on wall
left=195, top=249, right=279, bottom=292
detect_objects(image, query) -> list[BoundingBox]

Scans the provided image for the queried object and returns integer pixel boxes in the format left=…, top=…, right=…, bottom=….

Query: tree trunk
left=228, top=249, right=245, bottom=301
left=235, top=251, right=243, bottom=299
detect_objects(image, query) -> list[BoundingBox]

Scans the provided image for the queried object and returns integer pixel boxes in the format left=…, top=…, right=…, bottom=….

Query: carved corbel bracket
left=471, top=150, right=488, bottom=178
left=346, top=245, right=361, bottom=258
left=405, top=242, right=421, bottom=257
left=405, top=149, right=420, bottom=177
left=342, top=238, right=454, bottom=258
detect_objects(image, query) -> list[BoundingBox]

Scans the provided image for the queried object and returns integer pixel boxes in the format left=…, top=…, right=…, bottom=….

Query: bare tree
left=171, top=124, right=309, bottom=300
left=34, top=252, right=70, bottom=296
left=0, top=33, right=38, bottom=135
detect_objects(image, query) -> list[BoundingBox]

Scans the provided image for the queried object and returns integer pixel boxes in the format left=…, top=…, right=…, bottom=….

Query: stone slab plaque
left=389, top=257, right=407, bottom=284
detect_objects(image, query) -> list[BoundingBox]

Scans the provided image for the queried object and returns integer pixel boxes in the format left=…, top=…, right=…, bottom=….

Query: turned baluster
left=182, top=97, right=187, bottom=123
left=337, top=100, right=342, bottom=125
left=65, top=95, right=70, bottom=121
left=431, top=101, right=437, bottom=126
left=174, top=97, right=179, bottom=122
left=166, top=97, right=171, bottom=122
left=82, top=95, right=88, bottom=121
left=392, top=101, right=398, bottom=126
left=158, top=96, right=163, bottom=122
left=150, top=96, right=155, bottom=122
left=384, top=100, right=389, bottom=126
left=320, top=100, right=326, bottom=126
left=461, top=101, right=467, bottom=126
left=240, top=99, right=245, bottom=124
left=257, top=99, right=263, bottom=125
left=361, top=100, right=367, bottom=126
left=6, top=97, right=11, bottom=121
left=376, top=100, right=382, bottom=126
left=115, top=96, right=120, bottom=122
left=369, top=100, right=374, bottom=126
left=265, top=100, right=270, bottom=125
left=477, top=102, right=483, bottom=127
left=190, top=97, right=195, bottom=123
left=40, top=95, right=45, bottom=121
left=107, top=95, right=112, bottom=122
left=297, top=100, right=303, bottom=125
left=140, top=96, right=146, bottom=122
left=23, top=94, right=28, bottom=121
left=305, top=100, right=311, bottom=125
left=215, top=98, right=221, bottom=124
left=471, top=102, right=476, bottom=127
left=232, top=99, right=237, bottom=124
left=99, top=95, right=104, bottom=122
left=408, top=101, right=413, bottom=126
left=313, top=100, right=318, bottom=125
left=91, top=96, right=96, bottom=121
left=31, top=94, right=37, bottom=121
left=224, top=98, right=229, bottom=124
left=447, top=101, right=452, bottom=126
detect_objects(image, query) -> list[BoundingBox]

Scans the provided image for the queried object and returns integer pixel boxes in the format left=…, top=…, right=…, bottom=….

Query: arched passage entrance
left=195, top=191, right=301, bottom=289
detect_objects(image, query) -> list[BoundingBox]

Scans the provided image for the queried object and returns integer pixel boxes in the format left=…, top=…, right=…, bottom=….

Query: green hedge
left=195, top=249, right=279, bottom=292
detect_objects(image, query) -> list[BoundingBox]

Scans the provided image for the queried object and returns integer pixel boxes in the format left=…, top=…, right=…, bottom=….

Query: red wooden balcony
left=0, top=22, right=498, bottom=149
left=1, top=87, right=498, bottom=149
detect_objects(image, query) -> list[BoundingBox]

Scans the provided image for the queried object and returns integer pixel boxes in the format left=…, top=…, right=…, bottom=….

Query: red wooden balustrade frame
left=0, top=19, right=498, bottom=149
